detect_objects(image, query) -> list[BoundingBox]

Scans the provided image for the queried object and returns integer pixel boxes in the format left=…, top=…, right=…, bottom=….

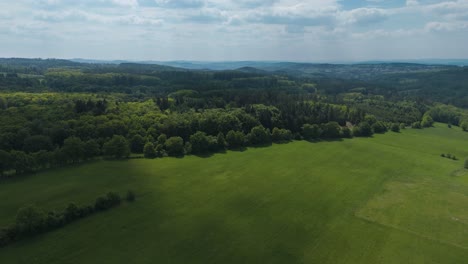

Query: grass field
left=2, top=123, right=468, bottom=263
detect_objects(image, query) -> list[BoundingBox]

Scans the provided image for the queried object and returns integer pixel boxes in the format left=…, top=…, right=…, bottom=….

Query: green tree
left=321, top=122, right=341, bottom=138
left=10, top=150, right=34, bottom=174
left=143, top=142, right=156, bottom=158
left=247, top=125, right=271, bottom=145
left=216, top=132, right=226, bottom=149
left=421, top=114, right=434, bottom=128
left=226, top=130, right=245, bottom=149
left=371, top=121, right=387, bottom=134
left=411, top=121, right=422, bottom=129
left=157, top=134, right=167, bottom=145
left=62, top=136, right=85, bottom=163
left=353, top=122, right=373, bottom=137
left=190, top=131, right=210, bottom=154
left=130, top=134, right=145, bottom=153
left=271, top=127, right=293, bottom=142
left=164, top=137, right=184, bottom=156
left=0, top=150, right=12, bottom=177
left=302, top=124, right=322, bottom=140
left=103, top=135, right=130, bottom=159
left=391, top=123, right=400, bottom=132
left=340, top=127, right=353, bottom=138
left=84, top=140, right=100, bottom=159
left=15, top=205, right=45, bottom=234
left=23, top=135, right=53, bottom=153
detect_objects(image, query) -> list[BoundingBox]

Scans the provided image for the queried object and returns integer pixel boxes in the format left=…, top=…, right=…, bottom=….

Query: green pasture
left=1, top=123, right=468, bottom=263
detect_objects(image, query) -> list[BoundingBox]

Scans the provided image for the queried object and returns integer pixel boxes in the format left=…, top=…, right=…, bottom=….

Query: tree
left=321, top=122, right=341, bottom=138
left=10, top=150, right=34, bottom=174
left=465, top=159, right=468, bottom=169
left=216, top=132, right=226, bottom=149
left=15, top=205, right=45, bottom=234
left=421, top=114, right=434, bottom=128
left=271, top=127, right=293, bottom=142
left=62, top=136, right=85, bottom=163
left=371, top=121, right=387, bottom=134
left=390, top=123, right=400, bottom=132
left=64, top=203, right=80, bottom=222
left=190, top=131, right=210, bottom=154
left=411, top=121, right=422, bottom=129
left=302, top=124, right=321, bottom=140
left=23, top=135, right=53, bottom=153
left=130, top=134, right=145, bottom=153
left=0, top=150, right=12, bottom=177
left=157, top=134, right=167, bottom=145
left=353, top=122, right=373, bottom=137
left=247, top=125, right=271, bottom=145
left=164, top=137, right=184, bottom=156
left=226, top=130, right=245, bottom=149
left=340, top=127, right=353, bottom=138
left=83, top=140, right=100, bottom=159
left=143, top=142, right=156, bottom=158
left=103, top=135, right=130, bottom=159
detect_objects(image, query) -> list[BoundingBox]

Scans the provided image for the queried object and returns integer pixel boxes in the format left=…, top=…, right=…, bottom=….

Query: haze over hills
left=69, top=59, right=468, bottom=70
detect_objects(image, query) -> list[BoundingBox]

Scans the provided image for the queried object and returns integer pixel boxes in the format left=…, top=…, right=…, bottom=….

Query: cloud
left=425, top=21, right=468, bottom=32
left=406, top=0, right=418, bottom=6
left=154, top=0, right=204, bottom=9
left=2, top=0, right=468, bottom=61
left=340, top=8, right=388, bottom=25
left=111, top=0, right=139, bottom=7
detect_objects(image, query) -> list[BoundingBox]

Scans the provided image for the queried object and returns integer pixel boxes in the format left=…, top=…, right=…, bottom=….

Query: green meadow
left=1, top=123, right=468, bottom=263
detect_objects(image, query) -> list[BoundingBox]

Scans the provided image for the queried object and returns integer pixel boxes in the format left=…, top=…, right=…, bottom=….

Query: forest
left=1, top=58, right=467, bottom=178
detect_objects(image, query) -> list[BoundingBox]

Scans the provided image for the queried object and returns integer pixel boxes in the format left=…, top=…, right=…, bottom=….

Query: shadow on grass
left=304, top=138, right=345, bottom=143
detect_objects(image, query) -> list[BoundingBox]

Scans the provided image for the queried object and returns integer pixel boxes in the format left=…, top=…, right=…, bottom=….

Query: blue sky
left=0, top=0, right=467, bottom=61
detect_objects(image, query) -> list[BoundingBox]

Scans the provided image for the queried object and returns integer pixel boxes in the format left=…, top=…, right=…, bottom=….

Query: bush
left=465, top=159, right=468, bottom=169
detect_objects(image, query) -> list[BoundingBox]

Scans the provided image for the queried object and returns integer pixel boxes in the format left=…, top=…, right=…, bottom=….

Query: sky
left=0, top=0, right=467, bottom=61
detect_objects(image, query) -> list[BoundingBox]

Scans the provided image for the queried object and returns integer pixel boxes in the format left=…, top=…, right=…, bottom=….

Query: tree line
left=0, top=190, right=135, bottom=248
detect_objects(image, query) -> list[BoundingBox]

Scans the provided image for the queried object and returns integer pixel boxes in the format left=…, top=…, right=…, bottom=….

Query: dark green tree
left=130, top=134, right=145, bottom=153
left=190, top=131, right=210, bottom=154
left=0, top=150, right=12, bottom=177
left=143, top=142, right=156, bottom=158
left=247, top=125, right=271, bottom=145
left=164, top=137, right=184, bottom=156
left=103, top=135, right=130, bottom=159
left=62, top=136, right=85, bottom=163
left=226, top=130, right=245, bottom=149
left=302, top=124, right=321, bottom=140
left=15, top=205, right=45, bottom=234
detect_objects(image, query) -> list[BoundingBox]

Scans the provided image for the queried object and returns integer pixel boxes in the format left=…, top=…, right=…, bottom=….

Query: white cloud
left=111, top=0, right=139, bottom=7
left=2, top=0, right=468, bottom=60
left=406, top=0, right=418, bottom=6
